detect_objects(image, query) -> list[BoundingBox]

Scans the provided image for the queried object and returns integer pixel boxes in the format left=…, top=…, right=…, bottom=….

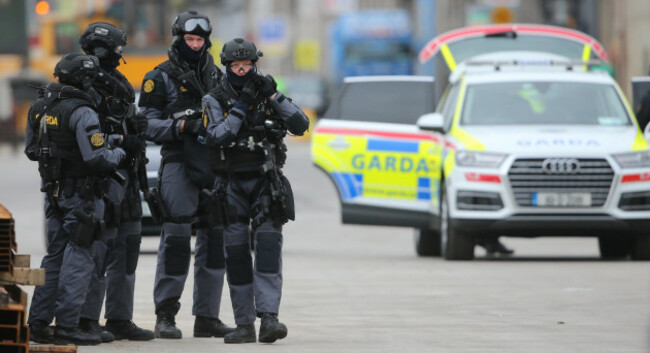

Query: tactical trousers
left=81, top=171, right=142, bottom=321
left=28, top=192, right=104, bottom=328
left=154, top=161, right=226, bottom=318
left=222, top=175, right=283, bottom=326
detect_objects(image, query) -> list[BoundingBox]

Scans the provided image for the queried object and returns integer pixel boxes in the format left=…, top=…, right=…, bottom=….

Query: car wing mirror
left=416, top=113, right=445, bottom=133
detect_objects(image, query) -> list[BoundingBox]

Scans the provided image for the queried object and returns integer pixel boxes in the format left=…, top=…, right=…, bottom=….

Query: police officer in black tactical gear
left=25, top=53, right=133, bottom=346
left=203, top=38, right=309, bottom=344
left=138, top=10, right=234, bottom=339
left=77, top=22, right=155, bottom=342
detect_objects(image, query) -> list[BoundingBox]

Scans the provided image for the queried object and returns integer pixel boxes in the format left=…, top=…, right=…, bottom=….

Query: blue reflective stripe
left=367, top=139, right=419, bottom=153
left=333, top=172, right=363, bottom=200
left=417, top=177, right=431, bottom=200
left=332, top=173, right=350, bottom=200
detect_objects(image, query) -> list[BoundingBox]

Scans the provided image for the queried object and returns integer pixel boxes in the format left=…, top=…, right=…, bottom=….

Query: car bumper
left=447, top=162, right=650, bottom=237
left=452, top=214, right=650, bottom=237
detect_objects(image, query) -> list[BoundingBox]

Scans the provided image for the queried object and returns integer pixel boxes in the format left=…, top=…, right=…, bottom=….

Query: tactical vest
left=29, top=87, right=98, bottom=181
left=158, top=59, right=220, bottom=186
left=208, top=83, right=287, bottom=174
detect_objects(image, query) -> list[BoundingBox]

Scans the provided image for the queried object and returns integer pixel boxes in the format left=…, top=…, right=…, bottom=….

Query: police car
left=312, top=57, right=650, bottom=260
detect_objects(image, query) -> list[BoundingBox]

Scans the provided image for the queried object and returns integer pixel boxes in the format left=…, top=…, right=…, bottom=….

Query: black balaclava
left=177, top=37, right=204, bottom=66
left=226, top=66, right=256, bottom=89
left=93, top=46, right=122, bottom=70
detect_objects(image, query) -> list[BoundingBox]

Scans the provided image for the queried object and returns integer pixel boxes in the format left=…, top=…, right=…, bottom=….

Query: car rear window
left=461, top=81, right=631, bottom=126
left=336, top=81, right=435, bottom=124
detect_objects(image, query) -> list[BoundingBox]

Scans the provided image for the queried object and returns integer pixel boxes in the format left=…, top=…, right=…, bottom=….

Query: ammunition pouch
left=280, top=175, right=295, bottom=221
left=254, top=175, right=295, bottom=228
left=72, top=205, right=105, bottom=248
left=144, top=187, right=168, bottom=225
left=37, top=149, right=62, bottom=182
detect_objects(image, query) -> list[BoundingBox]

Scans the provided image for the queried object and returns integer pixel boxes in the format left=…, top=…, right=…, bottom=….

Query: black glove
left=135, top=112, right=148, bottom=134
left=183, top=118, right=205, bottom=136
left=239, top=79, right=258, bottom=106
left=258, top=74, right=277, bottom=98
left=121, top=135, right=143, bottom=157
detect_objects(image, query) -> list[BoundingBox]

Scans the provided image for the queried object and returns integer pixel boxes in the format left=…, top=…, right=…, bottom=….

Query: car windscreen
left=461, top=81, right=631, bottom=126
left=337, top=81, right=434, bottom=124
left=447, top=35, right=599, bottom=64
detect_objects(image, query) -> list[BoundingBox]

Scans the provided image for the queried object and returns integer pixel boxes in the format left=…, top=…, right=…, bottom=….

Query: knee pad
left=225, top=244, right=252, bottom=285
left=164, top=236, right=191, bottom=276
left=125, top=234, right=142, bottom=274
left=206, top=230, right=225, bottom=269
left=256, top=232, right=282, bottom=274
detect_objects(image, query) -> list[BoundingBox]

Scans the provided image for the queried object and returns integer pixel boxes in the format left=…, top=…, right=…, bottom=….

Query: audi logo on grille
left=542, top=158, right=581, bottom=174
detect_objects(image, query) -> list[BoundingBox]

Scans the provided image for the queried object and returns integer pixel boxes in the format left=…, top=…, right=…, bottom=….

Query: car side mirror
left=416, top=113, right=445, bottom=133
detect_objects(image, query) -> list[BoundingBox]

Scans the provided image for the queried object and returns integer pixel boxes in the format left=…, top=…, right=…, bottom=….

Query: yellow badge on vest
left=143, top=79, right=155, bottom=93
left=45, top=115, right=58, bottom=126
left=90, top=133, right=104, bottom=147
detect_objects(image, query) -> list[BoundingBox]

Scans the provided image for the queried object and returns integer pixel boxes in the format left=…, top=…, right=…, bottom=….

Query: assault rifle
left=123, top=107, right=167, bottom=225
left=256, top=121, right=291, bottom=221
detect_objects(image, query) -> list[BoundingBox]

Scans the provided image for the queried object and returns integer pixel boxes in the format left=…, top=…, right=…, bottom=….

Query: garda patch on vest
left=45, top=115, right=58, bottom=127
left=89, top=132, right=105, bottom=149
left=143, top=79, right=155, bottom=93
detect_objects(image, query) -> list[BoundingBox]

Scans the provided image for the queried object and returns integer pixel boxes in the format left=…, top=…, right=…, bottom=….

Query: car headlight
left=456, top=151, right=507, bottom=168
left=613, top=151, right=650, bottom=168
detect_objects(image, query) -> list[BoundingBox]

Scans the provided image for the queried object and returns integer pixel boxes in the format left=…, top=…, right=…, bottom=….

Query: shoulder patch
left=90, top=132, right=105, bottom=148
left=143, top=79, right=155, bottom=93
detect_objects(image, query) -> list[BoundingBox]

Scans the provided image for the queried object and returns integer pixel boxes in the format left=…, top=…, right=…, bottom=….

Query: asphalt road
left=1, top=140, right=649, bottom=353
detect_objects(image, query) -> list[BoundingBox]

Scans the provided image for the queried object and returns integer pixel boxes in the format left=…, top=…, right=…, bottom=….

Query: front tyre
left=598, top=236, right=629, bottom=259
left=440, top=183, right=474, bottom=260
left=630, top=235, right=650, bottom=261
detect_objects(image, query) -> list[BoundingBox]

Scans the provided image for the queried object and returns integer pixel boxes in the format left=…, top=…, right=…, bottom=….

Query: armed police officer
left=203, top=38, right=309, bottom=344
left=138, top=10, right=233, bottom=339
left=25, top=54, right=136, bottom=345
left=76, top=22, right=155, bottom=342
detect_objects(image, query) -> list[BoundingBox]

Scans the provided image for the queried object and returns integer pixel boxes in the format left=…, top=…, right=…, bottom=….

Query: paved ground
left=1, top=141, right=649, bottom=353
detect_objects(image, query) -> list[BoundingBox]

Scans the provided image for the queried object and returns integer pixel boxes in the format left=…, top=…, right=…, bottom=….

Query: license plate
left=532, top=192, right=591, bottom=207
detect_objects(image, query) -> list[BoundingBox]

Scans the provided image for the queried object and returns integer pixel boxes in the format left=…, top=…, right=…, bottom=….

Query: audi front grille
left=507, top=158, right=614, bottom=207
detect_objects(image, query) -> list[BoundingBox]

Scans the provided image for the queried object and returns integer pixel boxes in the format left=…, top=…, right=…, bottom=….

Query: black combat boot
left=29, top=322, right=53, bottom=344
left=478, top=238, right=514, bottom=255
left=224, top=324, right=256, bottom=344
left=155, top=310, right=182, bottom=339
left=79, top=317, right=114, bottom=343
left=105, top=320, right=155, bottom=341
left=54, top=325, right=102, bottom=346
left=193, top=316, right=235, bottom=337
left=258, top=313, right=287, bottom=343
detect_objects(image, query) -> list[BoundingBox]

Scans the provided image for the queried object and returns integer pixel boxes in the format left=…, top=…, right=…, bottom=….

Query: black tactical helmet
left=220, top=38, right=263, bottom=66
left=54, top=53, right=99, bottom=90
left=79, top=22, right=127, bottom=55
left=172, top=10, right=212, bottom=38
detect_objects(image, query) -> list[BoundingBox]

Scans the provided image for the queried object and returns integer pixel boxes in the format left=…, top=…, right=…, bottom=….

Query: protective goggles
left=183, top=18, right=211, bottom=33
